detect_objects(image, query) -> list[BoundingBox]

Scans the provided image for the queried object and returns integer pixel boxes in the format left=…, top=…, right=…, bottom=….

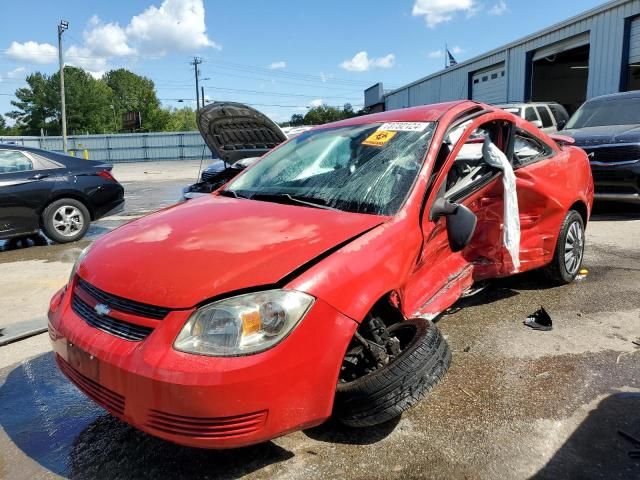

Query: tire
left=41, top=198, right=91, bottom=243
left=334, top=319, right=451, bottom=427
left=544, top=210, right=585, bottom=285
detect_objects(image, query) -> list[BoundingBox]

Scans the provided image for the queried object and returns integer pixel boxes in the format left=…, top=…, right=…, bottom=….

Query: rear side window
left=524, top=107, right=539, bottom=123
left=536, top=107, right=553, bottom=127
left=549, top=104, right=568, bottom=124
left=0, top=150, right=33, bottom=174
left=512, top=130, right=552, bottom=167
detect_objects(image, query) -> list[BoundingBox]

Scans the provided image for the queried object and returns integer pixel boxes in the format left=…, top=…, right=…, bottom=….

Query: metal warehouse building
left=365, top=0, right=640, bottom=115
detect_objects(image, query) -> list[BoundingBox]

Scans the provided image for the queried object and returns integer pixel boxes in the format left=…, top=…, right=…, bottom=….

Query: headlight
left=69, top=245, right=91, bottom=283
left=174, top=290, right=314, bottom=356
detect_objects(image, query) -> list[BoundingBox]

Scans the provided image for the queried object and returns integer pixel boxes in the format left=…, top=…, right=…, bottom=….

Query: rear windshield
left=226, top=122, right=436, bottom=216
left=565, top=97, right=640, bottom=129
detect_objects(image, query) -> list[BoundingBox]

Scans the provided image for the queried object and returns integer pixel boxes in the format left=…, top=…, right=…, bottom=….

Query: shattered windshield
left=225, top=122, right=436, bottom=215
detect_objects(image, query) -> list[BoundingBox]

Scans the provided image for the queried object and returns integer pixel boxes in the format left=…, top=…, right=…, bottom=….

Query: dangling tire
left=544, top=210, right=585, bottom=285
left=42, top=198, right=91, bottom=243
left=334, top=319, right=451, bottom=428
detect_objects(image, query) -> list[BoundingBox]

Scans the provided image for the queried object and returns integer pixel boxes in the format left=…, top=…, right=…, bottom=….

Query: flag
left=447, top=49, right=458, bottom=67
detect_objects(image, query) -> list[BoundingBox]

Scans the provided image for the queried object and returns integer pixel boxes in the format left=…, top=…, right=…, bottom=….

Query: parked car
left=181, top=103, right=314, bottom=200
left=49, top=100, right=593, bottom=449
left=497, top=102, right=569, bottom=133
left=0, top=145, right=124, bottom=243
left=562, top=90, right=640, bottom=203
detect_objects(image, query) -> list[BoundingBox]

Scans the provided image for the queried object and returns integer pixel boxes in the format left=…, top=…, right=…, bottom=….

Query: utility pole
left=58, top=20, right=69, bottom=153
left=201, top=86, right=205, bottom=107
left=191, top=57, right=203, bottom=110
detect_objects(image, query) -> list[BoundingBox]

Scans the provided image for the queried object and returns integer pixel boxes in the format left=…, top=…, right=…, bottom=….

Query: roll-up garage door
left=630, top=16, right=640, bottom=65
left=532, top=32, right=590, bottom=61
left=471, top=63, right=506, bottom=104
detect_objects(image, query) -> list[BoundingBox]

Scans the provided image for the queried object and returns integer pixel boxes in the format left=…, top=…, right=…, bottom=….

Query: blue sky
left=0, top=0, right=606, bottom=124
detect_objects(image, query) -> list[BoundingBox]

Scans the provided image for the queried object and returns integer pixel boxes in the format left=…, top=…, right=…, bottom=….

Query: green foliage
left=103, top=68, right=162, bottom=132
left=5, top=66, right=189, bottom=135
left=285, top=103, right=369, bottom=126
left=162, top=107, right=197, bottom=131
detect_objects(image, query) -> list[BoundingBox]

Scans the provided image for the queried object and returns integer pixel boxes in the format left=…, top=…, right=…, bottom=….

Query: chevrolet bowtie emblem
left=94, top=303, right=111, bottom=316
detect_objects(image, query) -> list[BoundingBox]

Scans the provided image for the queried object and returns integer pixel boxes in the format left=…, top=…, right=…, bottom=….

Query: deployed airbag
left=482, top=138, right=521, bottom=271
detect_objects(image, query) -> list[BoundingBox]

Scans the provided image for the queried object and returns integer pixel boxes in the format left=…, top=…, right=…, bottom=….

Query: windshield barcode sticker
left=379, top=122, right=430, bottom=132
left=362, top=130, right=396, bottom=147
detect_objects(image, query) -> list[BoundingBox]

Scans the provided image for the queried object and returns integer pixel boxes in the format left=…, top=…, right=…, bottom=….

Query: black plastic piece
left=524, top=307, right=553, bottom=331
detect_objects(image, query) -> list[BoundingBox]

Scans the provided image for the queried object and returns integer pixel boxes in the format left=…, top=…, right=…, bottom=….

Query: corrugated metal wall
left=0, top=131, right=209, bottom=163
left=384, top=0, right=640, bottom=110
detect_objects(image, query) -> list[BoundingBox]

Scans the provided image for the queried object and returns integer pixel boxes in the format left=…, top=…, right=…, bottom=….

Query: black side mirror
left=556, top=120, right=567, bottom=131
left=430, top=198, right=478, bottom=252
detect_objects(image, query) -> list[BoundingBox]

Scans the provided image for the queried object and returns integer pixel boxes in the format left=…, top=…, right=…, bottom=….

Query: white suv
left=496, top=102, right=569, bottom=134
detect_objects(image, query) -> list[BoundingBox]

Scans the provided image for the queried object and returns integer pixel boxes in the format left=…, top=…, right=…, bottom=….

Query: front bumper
left=48, top=283, right=357, bottom=449
left=590, top=160, right=640, bottom=203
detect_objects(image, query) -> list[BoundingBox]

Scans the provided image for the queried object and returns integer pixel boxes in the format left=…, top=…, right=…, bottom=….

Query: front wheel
left=334, top=319, right=451, bottom=427
left=544, top=210, right=585, bottom=284
left=42, top=198, right=90, bottom=243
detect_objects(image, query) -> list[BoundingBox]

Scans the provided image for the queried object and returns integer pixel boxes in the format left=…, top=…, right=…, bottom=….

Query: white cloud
left=65, top=45, right=107, bottom=77
left=4, top=0, right=220, bottom=76
left=6, top=41, right=57, bottom=64
left=84, top=16, right=135, bottom=57
left=340, top=51, right=396, bottom=72
left=126, top=0, right=220, bottom=54
left=489, top=0, right=508, bottom=15
left=412, top=0, right=476, bottom=28
left=6, top=67, right=26, bottom=79
left=309, top=99, right=324, bottom=107
left=268, top=61, right=286, bottom=70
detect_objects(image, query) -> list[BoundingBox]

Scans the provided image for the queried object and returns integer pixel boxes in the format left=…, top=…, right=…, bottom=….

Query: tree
left=163, top=107, right=197, bottom=131
left=287, top=102, right=360, bottom=126
left=7, top=72, right=58, bottom=135
left=8, top=67, right=114, bottom=135
left=103, top=69, right=163, bottom=132
left=49, top=67, right=115, bottom=135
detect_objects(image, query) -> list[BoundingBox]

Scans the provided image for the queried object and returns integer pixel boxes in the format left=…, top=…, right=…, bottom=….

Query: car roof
left=588, top=89, right=640, bottom=102
left=0, top=142, right=105, bottom=168
left=323, top=101, right=478, bottom=129
left=497, top=102, right=558, bottom=107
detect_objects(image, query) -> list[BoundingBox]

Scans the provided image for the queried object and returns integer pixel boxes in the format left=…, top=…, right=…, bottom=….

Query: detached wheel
left=334, top=319, right=451, bottom=427
left=545, top=210, right=585, bottom=284
left=42, top=198, right=90, bottom=243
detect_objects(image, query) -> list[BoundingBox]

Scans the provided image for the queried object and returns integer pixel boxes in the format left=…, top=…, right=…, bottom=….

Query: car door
left=509, top=128, right=565, bottom=271
left=0, top=150, right=56, bottom=238
left=404, top=114, right=512, bottom=318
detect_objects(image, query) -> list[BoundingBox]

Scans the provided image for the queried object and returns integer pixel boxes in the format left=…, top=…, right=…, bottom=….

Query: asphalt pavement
left=0, top=161, right=638, bottom=480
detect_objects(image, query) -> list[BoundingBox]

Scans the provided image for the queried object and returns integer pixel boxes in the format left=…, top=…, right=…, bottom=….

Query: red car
left=48, top=101, right=593, bottom=449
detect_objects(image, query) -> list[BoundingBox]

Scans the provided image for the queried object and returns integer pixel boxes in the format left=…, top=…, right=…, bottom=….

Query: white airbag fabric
left=482, top=139, right=520, bottom=271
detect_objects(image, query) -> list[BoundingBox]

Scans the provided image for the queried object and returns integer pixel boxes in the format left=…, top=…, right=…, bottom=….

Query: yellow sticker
left=362, top=130, right=396, bottom=147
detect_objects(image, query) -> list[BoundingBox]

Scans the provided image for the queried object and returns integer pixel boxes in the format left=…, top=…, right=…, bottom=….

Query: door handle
left=29, top=173, right=49, bottom=180
left=479, top=197, right=498, bottom=207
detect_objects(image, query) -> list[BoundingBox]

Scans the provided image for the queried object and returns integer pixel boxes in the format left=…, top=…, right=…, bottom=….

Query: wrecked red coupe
left=48, top=101, right=593, bottom=448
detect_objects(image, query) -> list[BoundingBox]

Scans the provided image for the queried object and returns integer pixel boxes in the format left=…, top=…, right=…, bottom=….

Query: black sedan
left=0, top=144, right=124, bottom=243
left=563, top=90, right=640, bottom=203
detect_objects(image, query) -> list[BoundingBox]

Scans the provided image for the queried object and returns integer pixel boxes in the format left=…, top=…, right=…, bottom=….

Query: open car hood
left=197, top=102, right=288, bottom=164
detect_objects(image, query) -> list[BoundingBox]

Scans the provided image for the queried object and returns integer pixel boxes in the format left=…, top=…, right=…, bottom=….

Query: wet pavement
left=0, top=170, right=639, bottom=479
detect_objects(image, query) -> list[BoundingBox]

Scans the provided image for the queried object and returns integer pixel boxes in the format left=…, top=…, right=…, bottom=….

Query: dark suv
left=563, top=91, right=640, bottom=203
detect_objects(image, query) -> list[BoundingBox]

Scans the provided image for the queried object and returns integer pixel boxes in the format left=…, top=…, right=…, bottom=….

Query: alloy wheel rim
left=53, top=206, right=84, bottom=237
left=564, top=220, right=584, bottom=275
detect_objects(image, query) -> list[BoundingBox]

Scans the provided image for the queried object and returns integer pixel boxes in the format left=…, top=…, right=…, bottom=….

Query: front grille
left=72, top=294, right=153, bottom=341
left=201, top=170, right=218, bottom=182
left=146, top=409, right=268, bottom=439
left=582, top=145, right=640, bottom=163
left=56, top=355, right=125, bottom=415
left=77, top=278, right=169, bottom=320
